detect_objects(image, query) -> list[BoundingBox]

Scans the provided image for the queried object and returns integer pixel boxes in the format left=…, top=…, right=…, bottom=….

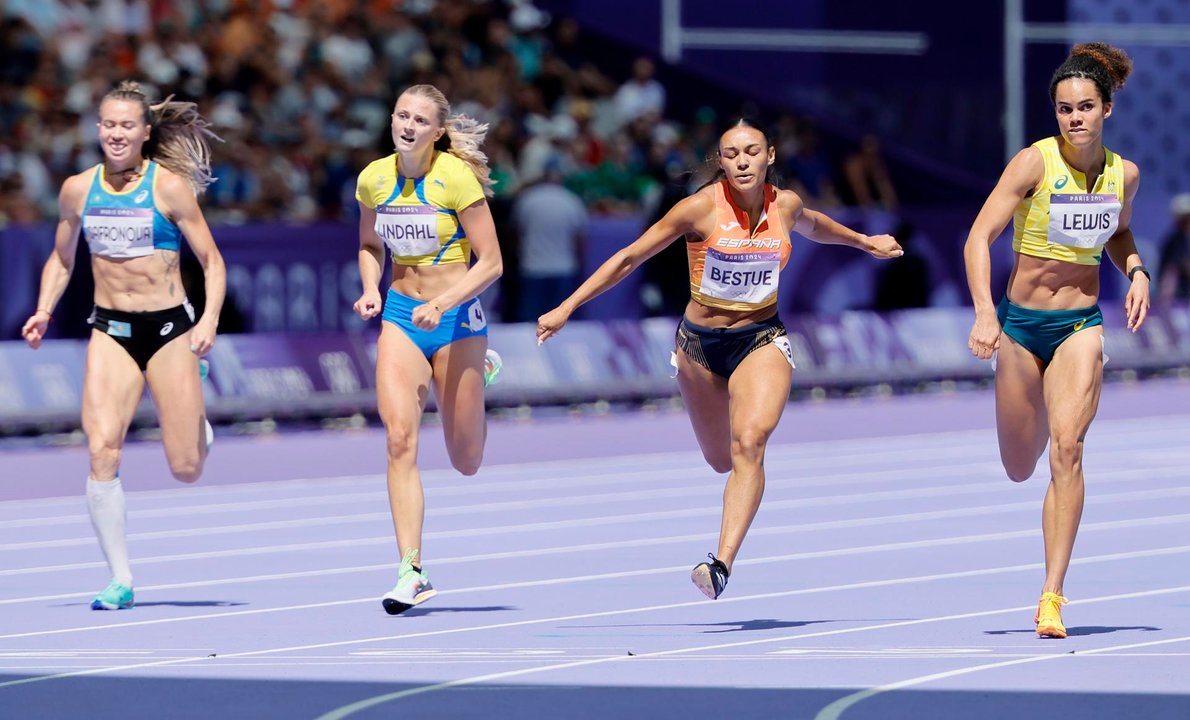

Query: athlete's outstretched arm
left=21, top=175, right=87, bottom=349
left=963, top=147, right=1043, bottom=359
left=160, top=171, right=225, bottom=355
left=1103, top=160, right=1148, bottom=331
left=789, top=192, right=901, bottom=258
left=536, top=193, right=706, bottom=343
left=354, top=203, right=386, bottom=320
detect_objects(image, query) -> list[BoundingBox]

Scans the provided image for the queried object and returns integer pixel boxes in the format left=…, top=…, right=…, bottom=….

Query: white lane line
left=2, top=541, right=1188, bottom=642
left=9, top=483, right=1189, bottom=579
left=813, top=633, right=1190, bottom=720
left=3, top=569, right=1188, bottom=693
left=3, top=412, right=1186, bottom=516
left=6, top=506, right=1190, bottom=608
left=6, top=461, right=1188, bottom=552
left=299, top=583, right=1190, bottom=718
left=9, top=414, right=1190, bottom=523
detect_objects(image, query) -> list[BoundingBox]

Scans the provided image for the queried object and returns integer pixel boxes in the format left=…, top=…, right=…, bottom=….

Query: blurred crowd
left=0, top=0, right=904, bottom=230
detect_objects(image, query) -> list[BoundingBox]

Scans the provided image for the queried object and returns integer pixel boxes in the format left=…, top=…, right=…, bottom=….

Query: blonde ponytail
left=402, top=84, right=495, bottom=197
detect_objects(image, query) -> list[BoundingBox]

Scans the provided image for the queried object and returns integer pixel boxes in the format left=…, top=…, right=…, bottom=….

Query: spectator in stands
left=963, top=43, right=1148, bottom=639
left=786, top=124, right=839, bottom=208
left=352, top=84, right=504, bottom=616
left=511, top=159, right=588, bottom=321
left=842, top=134, right=899, bottom=211
left=20, top=81, right=225, bottom=613
left=1158, top=193, right=1190, bottom=306
left=537, top=117, right=900, bottom=601
left=613, top=56, right=665, bottom=126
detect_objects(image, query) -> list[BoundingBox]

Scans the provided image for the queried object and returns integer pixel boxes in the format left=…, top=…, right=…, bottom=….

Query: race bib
left=83, top=207, right=155, bottom=258
left=375, top=205, right=440, bottom=258
left=1048, top=194, right=1120, bottom=250
left=699, top=248, right=780, bottom=305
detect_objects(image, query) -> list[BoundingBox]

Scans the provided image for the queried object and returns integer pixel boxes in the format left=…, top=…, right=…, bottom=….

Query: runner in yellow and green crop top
left=537, top=118, right=901, bottom=600
left=963, top=43, right=1151, bottom=639
left=352, top=84, right=504, bottom=616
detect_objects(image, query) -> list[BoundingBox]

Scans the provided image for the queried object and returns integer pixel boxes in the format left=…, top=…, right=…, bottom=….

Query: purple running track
left=1, top=380, right=1189, bottom=719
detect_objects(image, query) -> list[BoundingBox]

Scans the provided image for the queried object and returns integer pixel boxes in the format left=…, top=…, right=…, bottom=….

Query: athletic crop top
left=355, top=151, right=486, bottom=266
left=1013, top=136, right=1124, bottom=266
left=81, top=161, right=182, bottom=259
left=687, top=181, right=792, bottom=311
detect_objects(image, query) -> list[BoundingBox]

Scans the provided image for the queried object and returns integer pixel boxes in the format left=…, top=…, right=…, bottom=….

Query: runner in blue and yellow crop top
left=355, top=150, right=486, bottom=266
left=1012, top=136, right=1124, bottom=267
left=81, top=160, right=183, bottom=258
left=350, top=85, right=504, bottom=617
left=963, top=43, right=1151, bottom=640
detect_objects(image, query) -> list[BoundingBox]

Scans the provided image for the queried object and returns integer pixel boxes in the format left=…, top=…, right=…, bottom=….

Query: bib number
left=699, top=249, right=780, bottom=305
left=1047, top=194, right=1120, bottom=250
left=375, top=205, right=440, bottom=257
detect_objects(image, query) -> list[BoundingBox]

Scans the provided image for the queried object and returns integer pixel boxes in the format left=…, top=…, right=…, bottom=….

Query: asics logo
left=134, top=190, right=149, bottom=203
left=160, top=322, right=174, bottom=336
left=1073, top=319, right=1087, bottom=332
left=1054, top=175, right=1069, bottom=190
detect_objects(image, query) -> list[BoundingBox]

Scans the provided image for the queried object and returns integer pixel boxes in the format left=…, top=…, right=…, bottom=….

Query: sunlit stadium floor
left=2, top=380, right=1189, bottom=719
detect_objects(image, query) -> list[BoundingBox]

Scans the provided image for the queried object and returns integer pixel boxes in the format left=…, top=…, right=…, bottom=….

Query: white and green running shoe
left=483, top=349, right=503, bottom=387
left=91, top=581, right=134, bottom=610
left=382, top=548, right=437, bottom=615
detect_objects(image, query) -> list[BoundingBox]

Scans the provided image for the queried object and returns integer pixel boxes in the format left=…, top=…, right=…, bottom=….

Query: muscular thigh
left=995, top=333, right=1048, bottom=460
left=376, top=322, right=434, bottom=431
left=727, top=343, right=792, bottom=440
left=145, top=335, right=207, bottom=456
left=430, top=335, right=487, bottom=441
left=676, top=347, right=731, bottom=466
left=1043, top=327, right=1104, bottom=441
left=82, top=331, right=145, bottom=445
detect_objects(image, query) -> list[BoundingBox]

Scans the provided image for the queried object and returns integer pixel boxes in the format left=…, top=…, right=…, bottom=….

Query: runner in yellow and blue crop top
left=20, top=81, right=225, bottom=612
left=964, top=43, right=1150, bottom=639
left=537, top=118, right=901, bottom=600
left=353, top=84, right=504, bottom=615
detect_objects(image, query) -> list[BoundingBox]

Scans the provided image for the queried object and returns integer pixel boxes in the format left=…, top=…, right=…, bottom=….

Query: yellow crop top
left=355, top=151, right=486, bottom=266
left=1012, top=136, right=1124, bottom=266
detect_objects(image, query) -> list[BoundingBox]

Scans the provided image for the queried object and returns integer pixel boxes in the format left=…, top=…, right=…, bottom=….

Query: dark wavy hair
left=1049, top=42, right=1133, bottom=104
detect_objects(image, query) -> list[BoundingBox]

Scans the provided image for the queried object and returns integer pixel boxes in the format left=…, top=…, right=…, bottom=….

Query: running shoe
left=91, top=581, right=134, bottom=611
left=483, top=349, right=503, bottom=387
left=1036, top=591, right=1068, bottom=638
left=381, top=548, right=437, bottom=615
left=691, top=554, right=730, bottom=600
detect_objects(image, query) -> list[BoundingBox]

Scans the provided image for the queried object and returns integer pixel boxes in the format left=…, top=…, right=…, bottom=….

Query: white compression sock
left=86, top=476, right=132, bottom=587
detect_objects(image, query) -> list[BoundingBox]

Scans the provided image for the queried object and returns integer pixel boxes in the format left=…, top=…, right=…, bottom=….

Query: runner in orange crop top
left=537, top=118, right=902, bottom=600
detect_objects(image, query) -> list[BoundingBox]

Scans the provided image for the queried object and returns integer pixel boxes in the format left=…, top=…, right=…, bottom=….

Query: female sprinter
left=964, top=43, right=1149, bottom=638
left=21, top=81, right=224, bottom=611
left=537, top=118, right=901, bottom=599
left=353, top=85, right=503, bottom=615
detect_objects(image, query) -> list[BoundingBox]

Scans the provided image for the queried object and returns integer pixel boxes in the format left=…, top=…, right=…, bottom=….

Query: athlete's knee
left=731, top=425, right=772, bottom=464
left=703, top=450, right=732, bottom=475
left=384, top=423, right=418, bottom=461
left=450, top=448, right=483, bottom=476
left=1002, top=462, right=1035, bottom=483
left=1048, top=435, right=1084, bottom=472
left=88, top=437, right=123, bottom=477
left=168, top=453, right=203, bottom=483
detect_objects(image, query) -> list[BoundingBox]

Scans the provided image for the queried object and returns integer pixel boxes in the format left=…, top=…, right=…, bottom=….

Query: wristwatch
left=1128, top=265, right=1151, bottom=282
